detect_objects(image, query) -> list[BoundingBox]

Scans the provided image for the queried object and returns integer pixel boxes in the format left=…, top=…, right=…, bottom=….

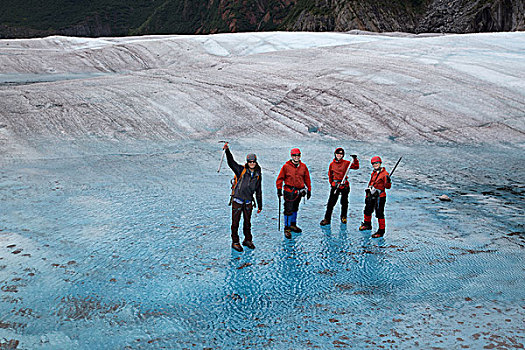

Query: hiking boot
left=242, top=240, right=255, bottom=249
left=232, top=242, right=243, bottom=252
left=320, top=219, right=330, bottom=226
left=340, top=217, right=347, bottom=224
left=284, top=226, right=292, bottom=239
left=290, top=224, right=302, bottom=233
left=359, top=222, right=372, bottom=231
left=372, top=229, right=385, bottom=238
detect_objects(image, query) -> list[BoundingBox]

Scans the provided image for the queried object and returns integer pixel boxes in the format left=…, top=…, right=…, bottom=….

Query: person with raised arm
left=320, top=148, right=359, bottom=226
left=223, top=143, right=262, bottom=252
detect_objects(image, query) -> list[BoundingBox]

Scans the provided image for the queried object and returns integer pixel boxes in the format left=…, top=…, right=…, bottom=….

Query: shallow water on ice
left=0, top=140, right=523, bottom=349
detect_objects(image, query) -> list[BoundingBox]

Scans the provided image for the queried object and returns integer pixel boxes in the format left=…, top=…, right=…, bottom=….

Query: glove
left=331, top=182, right=337, bottom=188
left=277, top=188, right=283, bottom=197
left=351, top=154, right=357, bottom=159
left=222, top=142, right=229, bottom=150
left=307, top=190, right=311, bottom=200
left=386, top=175, right=391, bottom=183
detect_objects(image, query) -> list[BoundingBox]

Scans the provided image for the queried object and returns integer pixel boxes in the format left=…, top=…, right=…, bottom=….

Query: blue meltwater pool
left=0, top=140, right=523, bottom=349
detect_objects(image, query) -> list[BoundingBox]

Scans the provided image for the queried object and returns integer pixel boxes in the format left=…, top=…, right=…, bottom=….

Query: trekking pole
left=278, top=196, right=281, bottom=231
left=217, top=140, right=228, bottom=173
left=389, top=157, right=403, bottom=177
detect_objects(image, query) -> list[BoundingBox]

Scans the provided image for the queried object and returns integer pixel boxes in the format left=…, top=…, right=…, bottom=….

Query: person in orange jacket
left=276, top=148, right=311, bottom=239
left=359, top=156, right=391, bottom=238
left=320, top=147, right=359, bottom=226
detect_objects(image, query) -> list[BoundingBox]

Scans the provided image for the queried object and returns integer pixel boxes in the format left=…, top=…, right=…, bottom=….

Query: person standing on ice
left=320, top=148, right=359, bottom=226
left=223, top=143, right=262, bottom=252
left=276, top=148, right=311, bottom=239
left=359, top=156, right=391, bottom=238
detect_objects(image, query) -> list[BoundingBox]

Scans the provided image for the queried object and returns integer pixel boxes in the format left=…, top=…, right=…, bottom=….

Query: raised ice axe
left=217, top=140, right=228, bottom=173
left=389, top=157, right=403, bottom=177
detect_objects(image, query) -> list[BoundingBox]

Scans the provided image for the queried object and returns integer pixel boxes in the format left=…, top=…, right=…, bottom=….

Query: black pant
left=231, top=201, right=253, bottom=243
left=283, top=190, right=302, bottom=216
left=364, top=195, right=386, bottom=219
left=324, top=186, right=350, bottom=220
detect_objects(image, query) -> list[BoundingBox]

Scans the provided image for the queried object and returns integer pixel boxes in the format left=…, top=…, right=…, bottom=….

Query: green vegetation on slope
left=0, top=0, right=164, bottom=34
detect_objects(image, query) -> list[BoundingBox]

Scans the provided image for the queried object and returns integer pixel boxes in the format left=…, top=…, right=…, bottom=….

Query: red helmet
left=290, top=148, right=301, bottom=156
left=334, top=147, right=345, bottom=156
left=371, top=156, right=382, bottom=164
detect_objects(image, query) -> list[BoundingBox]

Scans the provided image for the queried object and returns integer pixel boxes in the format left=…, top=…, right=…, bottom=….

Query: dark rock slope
left=0, top=0, right=523, bottom=38
left=416, top=0, right=524, bottom=33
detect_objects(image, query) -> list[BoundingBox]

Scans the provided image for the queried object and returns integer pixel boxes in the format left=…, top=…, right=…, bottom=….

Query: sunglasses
left=291, top=154, right=301, bottom=157
left=247, top=160, right=256, bottom=163
left=372, top=161, right=381, bottom=164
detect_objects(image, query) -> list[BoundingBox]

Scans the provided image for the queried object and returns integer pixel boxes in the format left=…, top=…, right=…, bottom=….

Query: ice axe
left=389, top=157, right=402, bottom=177
left=332, top=155, right=357, bottom=196
left=217, top=140, right=228, bottom=173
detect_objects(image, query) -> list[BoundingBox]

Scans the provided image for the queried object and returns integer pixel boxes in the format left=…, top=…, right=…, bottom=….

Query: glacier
left=0, top=31, right=524, bottom=349
left=0, top=31, right=524, bottom=154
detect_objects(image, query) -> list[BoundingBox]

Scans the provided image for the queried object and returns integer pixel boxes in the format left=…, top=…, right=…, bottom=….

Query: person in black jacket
left=223, top=143, right=262, bottom=252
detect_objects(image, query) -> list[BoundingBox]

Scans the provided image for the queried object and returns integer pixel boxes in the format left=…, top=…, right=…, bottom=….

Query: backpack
left=228, top=168, right=260, bottom=206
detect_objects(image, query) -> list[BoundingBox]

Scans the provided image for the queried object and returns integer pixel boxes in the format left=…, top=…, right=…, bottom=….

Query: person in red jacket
left=320, top=147, right=359, bottom=226
left=359, top=156, right=392, bottom=238
left=276, top=148, right=311, bottom=239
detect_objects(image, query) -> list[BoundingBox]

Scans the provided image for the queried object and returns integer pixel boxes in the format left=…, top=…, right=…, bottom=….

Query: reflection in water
left=223, top=253, right=260, bottom=334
